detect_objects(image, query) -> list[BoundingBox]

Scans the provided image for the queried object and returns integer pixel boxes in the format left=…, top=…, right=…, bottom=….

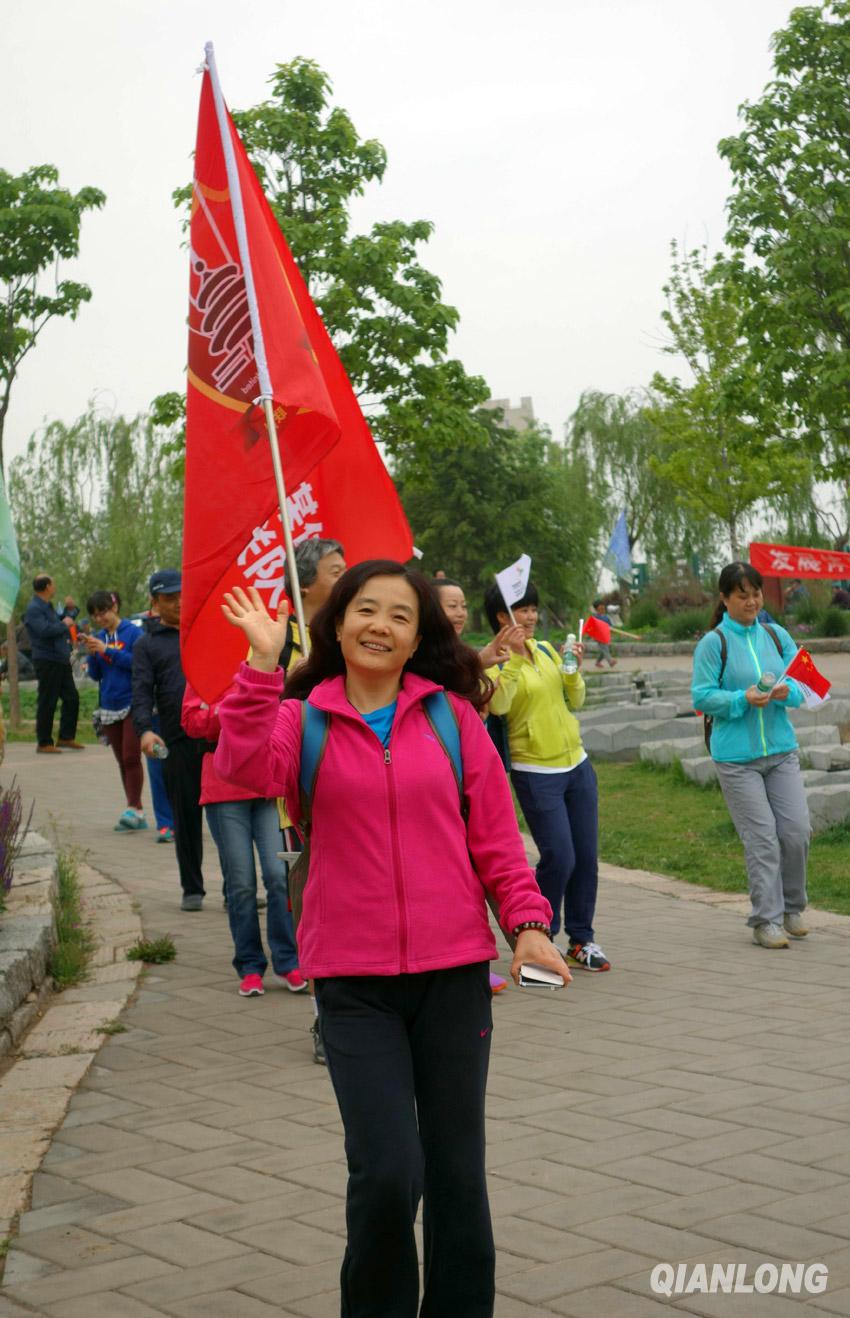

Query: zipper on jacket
left=746, top=630, right=769, bottom=757
left=384, top=741, right=408, bottom=970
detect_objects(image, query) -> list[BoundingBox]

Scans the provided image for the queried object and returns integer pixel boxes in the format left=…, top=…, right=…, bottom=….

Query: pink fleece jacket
left=215, top=663, right=552, bottom=979
left=181, top=681, right=261, bottom=806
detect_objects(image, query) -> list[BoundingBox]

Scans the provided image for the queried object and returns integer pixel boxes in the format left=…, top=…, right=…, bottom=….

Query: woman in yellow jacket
left=484, top=581, right=611, bottom=972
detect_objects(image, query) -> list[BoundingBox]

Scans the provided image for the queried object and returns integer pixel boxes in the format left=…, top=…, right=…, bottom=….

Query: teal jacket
left=691, top=615, right=803, bottom=764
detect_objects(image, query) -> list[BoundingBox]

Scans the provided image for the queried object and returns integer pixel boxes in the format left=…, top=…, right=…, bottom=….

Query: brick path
left=2, top=740, right=850, bottom=1315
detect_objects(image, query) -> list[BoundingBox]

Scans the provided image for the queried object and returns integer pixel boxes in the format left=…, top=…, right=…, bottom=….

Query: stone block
left=806, top=744, right=850, bottom=771
left=680, top=756, right=718, bottom=787
left=795, top=723, right=841, bottom=747
left=584, top=715, right=701, bottom=761
left=806, top=783, right=850, bottom=833
left=0, top=948, right=35, bottom=1024
left=639, top=737, right=703, bottom=765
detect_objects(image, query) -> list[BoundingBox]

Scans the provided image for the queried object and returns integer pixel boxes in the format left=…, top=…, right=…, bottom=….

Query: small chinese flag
left=785, top=648, right=831, bottom=708
left=582, top=615, right=612, bottom=645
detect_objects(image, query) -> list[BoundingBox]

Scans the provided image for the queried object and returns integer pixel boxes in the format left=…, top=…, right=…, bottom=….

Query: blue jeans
left=146, top=715, right=173, bottom=830
left=512, top=758, right=599, bottom=944
left=205, top=798, right=299, bottom=978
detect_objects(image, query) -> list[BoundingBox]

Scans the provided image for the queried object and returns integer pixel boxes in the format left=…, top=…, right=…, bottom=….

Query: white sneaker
left=784, top=912, right=809, bottom=938
left=753, top=922, right=790, bottom=949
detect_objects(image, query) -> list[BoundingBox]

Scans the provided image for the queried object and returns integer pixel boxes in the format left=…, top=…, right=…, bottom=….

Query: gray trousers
left=714, top=752, right=810, bottom=928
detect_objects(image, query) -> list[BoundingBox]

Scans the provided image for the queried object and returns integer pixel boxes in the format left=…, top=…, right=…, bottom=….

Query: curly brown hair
left=284, top=560, right=493, bottom=713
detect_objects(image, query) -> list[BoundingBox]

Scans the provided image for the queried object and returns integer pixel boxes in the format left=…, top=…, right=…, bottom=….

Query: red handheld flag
left=784, top=648, right=831, bottom=707
left=582, top=615, right=612, bottom=645
left=182, top=57, right=342, bottom=694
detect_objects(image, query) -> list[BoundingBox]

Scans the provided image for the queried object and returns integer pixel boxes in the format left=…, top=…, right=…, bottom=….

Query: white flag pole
left=494, top=576, right=517, bottom=625
left=204, top=41, right=311, bottom=656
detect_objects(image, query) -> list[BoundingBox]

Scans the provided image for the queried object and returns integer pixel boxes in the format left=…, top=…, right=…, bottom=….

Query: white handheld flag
left=495, top=554, right=532, bottom=611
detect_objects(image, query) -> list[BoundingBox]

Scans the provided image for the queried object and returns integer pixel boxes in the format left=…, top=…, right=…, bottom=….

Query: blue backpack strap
left=422, top=690, right=463, bottom=807
left=299, top=701, right=329, bottom=804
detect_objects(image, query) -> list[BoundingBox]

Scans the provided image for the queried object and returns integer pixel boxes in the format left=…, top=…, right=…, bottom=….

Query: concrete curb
left=0, top=843, right=145, bottom=1247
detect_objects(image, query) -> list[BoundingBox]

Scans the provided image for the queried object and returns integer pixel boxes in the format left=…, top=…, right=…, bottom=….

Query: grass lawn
left=2, top=683, right=100, bottom=743
left=595, top=759, right=850, bottom=917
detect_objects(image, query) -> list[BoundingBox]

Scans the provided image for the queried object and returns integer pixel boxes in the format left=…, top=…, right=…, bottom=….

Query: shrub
left=668, top=608, right=712, bottom=640
left=627, top=598, right=660, bottom=630
left=126, top=935, right=176, bottom=964
left=49, top=850, right=95, bottom=989
left=0, top=777, right=33, bottom=912
left=818, top=607, right=850, bottom=637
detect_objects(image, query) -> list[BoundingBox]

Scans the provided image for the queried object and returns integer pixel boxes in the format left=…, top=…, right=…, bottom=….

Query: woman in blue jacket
left=692, top=562, right=810, bottom=949
left=85, top=590, right=147, bottom=831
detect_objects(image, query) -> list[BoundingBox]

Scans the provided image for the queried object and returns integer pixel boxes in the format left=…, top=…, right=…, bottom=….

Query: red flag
left=182, top=57, right=342, bottom=693
left=582, top=615, right=612, bottom=645
left=784, top=648, right=831, bottom=707
left=182, top=49, right=412, bottom=701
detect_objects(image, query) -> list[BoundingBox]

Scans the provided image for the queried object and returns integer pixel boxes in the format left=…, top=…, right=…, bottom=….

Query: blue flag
left=0, top=473, right=20, bottom=624
left=604, top=511, right=631, bottom=580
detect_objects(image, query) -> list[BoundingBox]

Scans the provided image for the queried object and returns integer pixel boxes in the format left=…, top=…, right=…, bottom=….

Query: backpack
left=286, top=691, right=515, bottom=947
left=703, top=623, right=783, bottom=752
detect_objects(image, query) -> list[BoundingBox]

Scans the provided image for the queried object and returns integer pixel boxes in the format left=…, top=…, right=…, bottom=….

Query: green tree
left=9, top=406, right=183, bottom=614
left=648, top=244, right=808, bottom=557
left=718, top=1, right=850, bottom=478
left=395, top=410, right=602, bottom=619
left=171, top=58, right=477, bottom=459
left=567, top=388, right=718, bottom=576
left=0, top=165, right=105, bottom=476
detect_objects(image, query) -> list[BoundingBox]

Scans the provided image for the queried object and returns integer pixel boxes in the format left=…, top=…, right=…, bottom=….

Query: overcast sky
left=3, top=0, right=796, bottom=466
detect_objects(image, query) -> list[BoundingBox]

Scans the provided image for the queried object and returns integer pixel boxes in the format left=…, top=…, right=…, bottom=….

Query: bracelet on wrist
left=511, top=921, right=552, bottom=939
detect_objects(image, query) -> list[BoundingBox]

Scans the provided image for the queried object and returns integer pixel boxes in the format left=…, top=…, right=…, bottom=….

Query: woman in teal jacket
left=692, top=562, right=810, bottom=949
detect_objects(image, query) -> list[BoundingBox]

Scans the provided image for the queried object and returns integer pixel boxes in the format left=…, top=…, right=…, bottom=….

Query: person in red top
left=215, top=561, right=569, bottom=1318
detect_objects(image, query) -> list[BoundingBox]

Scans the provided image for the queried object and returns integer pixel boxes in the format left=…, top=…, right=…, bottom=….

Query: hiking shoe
left=489, top=973, right=508, bottom=993
left=274, top=969, right=308, bottom=993
left=57, top=739, right=85, bottom=750
left=239, top=974, right=265, bottom=997
left=753, top=922, right=790, bottom=949
left=156, top=827, right=174, bottom=843
left=180, top=894, right=204, bottom=912
left=36, top=744, right=62, bottom=754
left=311, top=1019, right=327, bottom=1066
left=115, top=809, right=148, bottom=832
left=783, top=912, right=809, bottom=938
left=567, top=940, right=611, bottom=972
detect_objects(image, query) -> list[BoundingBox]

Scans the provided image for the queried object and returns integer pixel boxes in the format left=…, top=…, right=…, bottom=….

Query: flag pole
left=204, top=41, right=311, bottom=655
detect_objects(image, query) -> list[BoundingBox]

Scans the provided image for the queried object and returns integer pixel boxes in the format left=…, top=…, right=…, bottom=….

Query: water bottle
left=151, top=741, right=170, bottom=760
left=756, top=671, right=776, bottom=694
left=562, top=633, right=578, bottom=675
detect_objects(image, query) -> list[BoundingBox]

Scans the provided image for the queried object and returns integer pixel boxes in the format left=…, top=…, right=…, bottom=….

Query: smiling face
left=497, top=602, right=539, bottom=638
left=336, top=575, right=421, bottom=679
left=438, top=585, right=468, bottom=635
left=91, top=605, right=120, bottom=633
left=723, top=579, right=763, bottom=626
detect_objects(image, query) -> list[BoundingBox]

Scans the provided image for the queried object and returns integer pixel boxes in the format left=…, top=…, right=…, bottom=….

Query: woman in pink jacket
left=216, top=560, right=570, bottom=1318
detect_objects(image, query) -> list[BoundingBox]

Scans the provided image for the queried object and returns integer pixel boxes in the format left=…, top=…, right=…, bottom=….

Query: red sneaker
left=238, top=973, right=265, bottom=997
left=273, top=969, right=308, bottom=993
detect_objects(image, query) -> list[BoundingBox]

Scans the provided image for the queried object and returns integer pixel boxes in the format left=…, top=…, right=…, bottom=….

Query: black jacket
left=131, top=619, right=189, bottom=745
left=23, top=596, right=72, bottom=663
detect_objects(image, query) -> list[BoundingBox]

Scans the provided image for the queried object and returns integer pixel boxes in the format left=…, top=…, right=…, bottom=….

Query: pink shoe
left=238, top=973, right=264, bottom=997
left=273, top=969, right=308, bottom=993
left=489, top=973, right=508, bottom=993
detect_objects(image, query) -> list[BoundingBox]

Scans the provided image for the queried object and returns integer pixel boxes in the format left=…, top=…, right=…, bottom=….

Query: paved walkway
left=2, top=741, right=850, bottom=1316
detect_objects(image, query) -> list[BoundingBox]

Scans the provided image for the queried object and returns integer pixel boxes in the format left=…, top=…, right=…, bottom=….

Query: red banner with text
left=749, top=542, right=850, bottom=580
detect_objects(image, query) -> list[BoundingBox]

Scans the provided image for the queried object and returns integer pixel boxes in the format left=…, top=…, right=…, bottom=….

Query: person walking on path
left=131, top=570, right=206, bottom=910
left=483, top=580, right=612, bottom=973
left=589, top=597, right=616, bottom=669
left=692, top=561, right=811, bottom=949
left=215, top=564, right=569, bottom=1318
left=84, top=590, right=146, bottom=831
left=433, top=576, right=514, bottom=994
left=182, top=680, right=306, bottom=997
left=23, top=573, right=84, bottom=753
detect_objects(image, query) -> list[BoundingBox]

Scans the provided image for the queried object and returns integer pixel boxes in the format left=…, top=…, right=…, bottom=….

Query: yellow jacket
left=486, top=639, right=586, bottom=770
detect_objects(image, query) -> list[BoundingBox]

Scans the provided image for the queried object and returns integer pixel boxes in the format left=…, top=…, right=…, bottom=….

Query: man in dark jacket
left=23, top=574, right=84, bottom=753
left=131, top=569, right=206, bottom=910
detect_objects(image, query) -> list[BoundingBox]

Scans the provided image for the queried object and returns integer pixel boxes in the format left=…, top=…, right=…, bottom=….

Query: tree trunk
left=728, top=515, right=742, bottom=560
left=6, top=618, right=20, bottom=731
